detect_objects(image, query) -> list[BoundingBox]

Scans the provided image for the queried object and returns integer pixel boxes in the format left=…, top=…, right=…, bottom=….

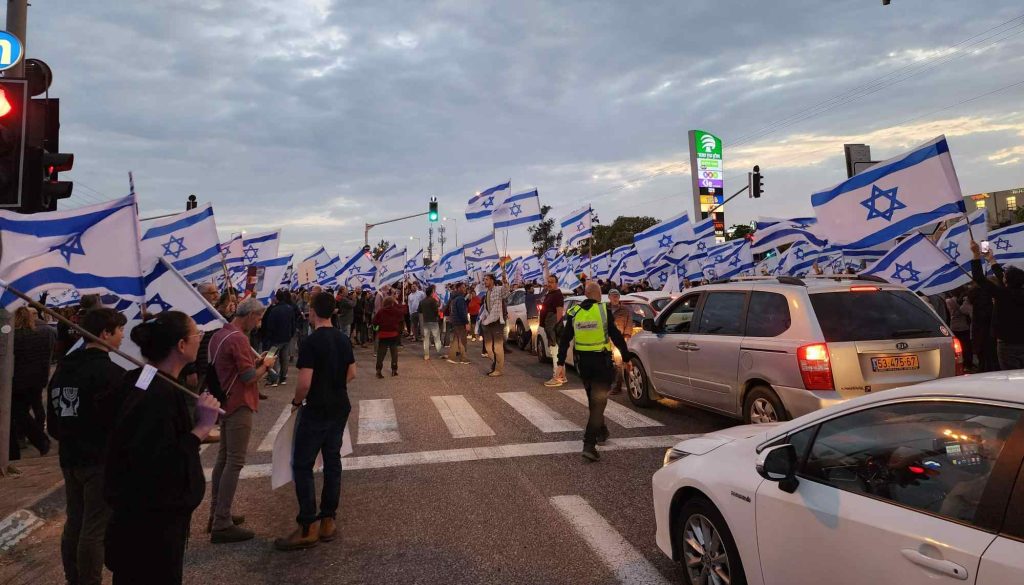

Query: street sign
left=0, top=31, right=24, bottom=72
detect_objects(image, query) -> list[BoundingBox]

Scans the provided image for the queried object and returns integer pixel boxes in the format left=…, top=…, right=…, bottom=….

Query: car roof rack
left=801, top=274, right=891, bottom=284
left=776, top=276, right=806, bottom=286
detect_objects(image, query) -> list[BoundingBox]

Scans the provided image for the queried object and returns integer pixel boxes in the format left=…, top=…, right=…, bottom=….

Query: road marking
left=258, top=404, right=293, bottom=452
left=431, top=395, right=495, bottom=438
left=497, top=391, right=582, bottom=433
left=358, top=398, right=402, bottom=444
left=560, top=389, right=663, bottom=428
left=204, top=434, right=698, bottom=480
left=549, top=495, right=672, bottom=585
left=0, top=509, right=44, bottom=552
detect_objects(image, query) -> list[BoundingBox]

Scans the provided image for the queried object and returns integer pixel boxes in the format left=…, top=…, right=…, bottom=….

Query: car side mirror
left=641, top=318, right=656, bottom=332
left=756, top=444, right=800, bottom=494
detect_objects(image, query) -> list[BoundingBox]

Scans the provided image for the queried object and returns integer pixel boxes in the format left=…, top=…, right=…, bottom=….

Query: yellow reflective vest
left=567, top=302, right=612, bottom=352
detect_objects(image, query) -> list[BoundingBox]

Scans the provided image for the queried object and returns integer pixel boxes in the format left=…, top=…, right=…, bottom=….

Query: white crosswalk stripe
left=497, top=391, right=581, bottom=433
left=550, top=495, right=671, bottom=585
left=258, top=404, right=293, bottom=452
left=560, top=389, right=663, bottom=428
left=358, top=398, right=402, bottom=444
left=431, top=394, right=495, bottom=438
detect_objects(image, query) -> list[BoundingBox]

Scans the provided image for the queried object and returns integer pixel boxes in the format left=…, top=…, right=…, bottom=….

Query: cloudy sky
left=30, top=0, right=1024, bottom=259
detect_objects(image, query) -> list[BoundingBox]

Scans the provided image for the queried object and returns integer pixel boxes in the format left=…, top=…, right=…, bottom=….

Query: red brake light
left=849, top=285, right=881, bottom=292
left=797, top=343, right=834, bottom=391
left=953, top=337, right=964, bottom=376
left=0, top=89, right=10, bottom=118
left=908, top=465, right=926, bottom=475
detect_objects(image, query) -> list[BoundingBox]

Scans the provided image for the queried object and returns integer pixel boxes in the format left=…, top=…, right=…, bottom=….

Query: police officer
left=555, top=282, right=631, bottom=462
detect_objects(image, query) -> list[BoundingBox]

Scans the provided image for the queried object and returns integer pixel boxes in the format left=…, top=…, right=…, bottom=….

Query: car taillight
left=537, top=304, right=543, bottom=311
left=953, top=337, right=964, bottom=376
left=849, top=285, right=880, bottom=292
left=797, top=343, right=834, bottom=391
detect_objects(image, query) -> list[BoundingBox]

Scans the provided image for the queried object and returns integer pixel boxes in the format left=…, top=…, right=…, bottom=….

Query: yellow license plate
left=871, top=355, right=920, bottom=372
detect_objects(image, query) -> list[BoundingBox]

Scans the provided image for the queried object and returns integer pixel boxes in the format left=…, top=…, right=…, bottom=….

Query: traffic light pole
left=5, top=0, right=27, bottom=77
left=707, top=184, right=750, bottom=215
left=364, top=211, right=430, bottom=246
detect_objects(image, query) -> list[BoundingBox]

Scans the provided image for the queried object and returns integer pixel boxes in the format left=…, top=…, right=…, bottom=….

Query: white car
left=623, top=290, right=678, bottom=314
left=653, top=371, right=1024, bottom=585
left=533, top=294, right=655, bottom=367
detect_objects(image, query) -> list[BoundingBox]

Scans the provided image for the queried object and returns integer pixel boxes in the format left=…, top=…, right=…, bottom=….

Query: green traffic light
left=428, top=211, right=438, bottom=222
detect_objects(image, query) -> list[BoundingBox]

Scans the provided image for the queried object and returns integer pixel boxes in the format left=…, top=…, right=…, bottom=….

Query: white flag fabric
left=920, top=209, right=989, bottom=295
left=466, top=180, right=511, bottom=222
left=750, top=217, right=825, bottom=253
left=861, top=233, right=957, bottom=292
left=0, top=195, right=144, bottom=308
left=336, top=248, right=377, bottom=285
left=251, top=254, right=293, bottom=304
left=405, top=249, right=426, bottom=284
left=139, top=203, right=223, bottom=284
left=811, top=135, right=966, bottom=250
left=376, top=247, right=407, bottom=287
left=700, top=240, right=755, bottom=281
left=590, top=250, right=611, bottom=281
left=609, top=247, right=646, bottom=285
left=988, top=222, right=1024, bottom=268
left=634, top=211, right=694, bottom=265
left=46, top=288, right=82, bottom=308
left=464, top=232, right=500, bottom=270
left=431, top=247, right=469, bottom=285
left=560, top=206, right=593, bottom=248
left=520, top=256, right=542, bottom=282
left=315, top=255, right=341, bottom=287
left=493, top=189, right=543, bottom=232
left=303, top=245, right=331, bottom=269
left=240, top=230, right=282, bottom=266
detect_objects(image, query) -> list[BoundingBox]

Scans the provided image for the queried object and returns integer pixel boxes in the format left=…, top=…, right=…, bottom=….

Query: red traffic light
left=0, top=89, right=11, bottom=118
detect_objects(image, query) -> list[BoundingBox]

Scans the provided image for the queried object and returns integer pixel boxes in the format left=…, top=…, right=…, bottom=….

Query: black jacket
left=13, top=327, right=52, bottom=395
left=557, top=299, right=630, bottom=366
left=47, top=347, right=127, bottom=468
left=972, top=260, right=1024, bottom=344
left=262, top=302, right=296, bottom=345
left=104, top=369, right=205, bottom=515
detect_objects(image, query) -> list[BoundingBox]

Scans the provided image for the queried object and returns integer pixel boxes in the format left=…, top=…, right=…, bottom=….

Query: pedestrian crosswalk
left=251, top=388, right=666, bottom=454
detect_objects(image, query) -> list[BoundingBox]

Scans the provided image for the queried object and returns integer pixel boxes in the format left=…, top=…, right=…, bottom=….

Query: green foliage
left=591, top=216, right=658, bottom=254
left=372, top=239, right=392, bottom=259
left=528, top=205, right=563, bottom=258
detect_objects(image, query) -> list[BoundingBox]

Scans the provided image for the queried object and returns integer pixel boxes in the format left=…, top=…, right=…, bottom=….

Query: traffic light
left=24, top=97, right=73, bottom=212
left=428, top=196, right=439, bottom=222
left=749, top=164, right=764, bottom=199
left=0, top=79, right=28, bottom=208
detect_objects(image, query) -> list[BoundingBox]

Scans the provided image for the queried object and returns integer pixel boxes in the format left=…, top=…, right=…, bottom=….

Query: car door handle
left=899, top=549, right=968, bottom=580
left=675, top=342, right=690, bottom=351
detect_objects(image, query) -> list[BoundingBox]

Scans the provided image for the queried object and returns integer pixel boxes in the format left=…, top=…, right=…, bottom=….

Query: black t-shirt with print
left=296, top=326, right=355, bottom=419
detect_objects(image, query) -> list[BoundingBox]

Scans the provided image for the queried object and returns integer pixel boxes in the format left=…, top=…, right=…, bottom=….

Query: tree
left=591, top=216, right=659, bottom=254
left=372, top=239, right=392, bottom=259
left=528, top=205, right=563, bottom=258
left=726, top=224, right=753, bottom=241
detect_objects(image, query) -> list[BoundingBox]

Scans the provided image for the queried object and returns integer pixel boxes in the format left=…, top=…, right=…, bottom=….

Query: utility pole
left=427, top=225, right=434, bottom=263
left=0, top=0, right=28, bottom=474
left=438, top=225, right=447, bottom=256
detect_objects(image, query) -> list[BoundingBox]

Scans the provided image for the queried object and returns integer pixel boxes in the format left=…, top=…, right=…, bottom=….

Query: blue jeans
left=292, top=408, right=348, bottom=527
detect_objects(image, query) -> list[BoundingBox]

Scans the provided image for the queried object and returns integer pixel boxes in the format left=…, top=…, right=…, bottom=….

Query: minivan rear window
left=809, top=290, right=947, bottom=342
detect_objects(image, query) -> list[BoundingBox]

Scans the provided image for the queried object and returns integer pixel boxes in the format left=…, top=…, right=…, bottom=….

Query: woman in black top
left=10, top=306, right=53, bottom=460
left=103, top=311, right=220, bottom=585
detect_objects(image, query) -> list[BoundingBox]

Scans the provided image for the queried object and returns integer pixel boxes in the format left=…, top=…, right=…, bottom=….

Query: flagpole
left=0, top=280, right=224, bottom=414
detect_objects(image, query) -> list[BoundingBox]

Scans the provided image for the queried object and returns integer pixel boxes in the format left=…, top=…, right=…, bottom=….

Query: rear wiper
left=891, top=328, right=933, bottom=338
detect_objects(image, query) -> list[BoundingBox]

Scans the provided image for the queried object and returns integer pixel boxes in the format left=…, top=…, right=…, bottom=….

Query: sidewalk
left=0, top=453, right=64, bottom=553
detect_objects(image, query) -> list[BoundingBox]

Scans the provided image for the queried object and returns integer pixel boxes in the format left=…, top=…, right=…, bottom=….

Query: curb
left=0, top=477, right=65, bottom=553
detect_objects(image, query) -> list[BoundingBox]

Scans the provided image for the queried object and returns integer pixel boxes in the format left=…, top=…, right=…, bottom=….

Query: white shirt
left=408, top=290, right=426, bottom=314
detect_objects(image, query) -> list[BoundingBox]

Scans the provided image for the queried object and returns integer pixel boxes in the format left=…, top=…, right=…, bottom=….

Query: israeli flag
left=0, top=195, right=144, bottom=308
left=775, top=241, right=826, bottom=277
left=304, top=245, right=332, bottom=268
left=466, top=180, right=511, bottom=222
left=315, top=255, right=341, bottom=287
left=700, top=240, right=754, bottom=281
left=861, top=233, right=957, bottom=292
left=836, top=242, right=893, bottom=264
left=988, top=222, right=1024, bottom=268
left=376, top=247, right=407, bottom=287
left=241, top=230, right=282, bottom=266
left=346, top=271, right=376, bottom=291
left=560, top=206, right=593, bottom=248
left=46, top=288, right=82, bottom=308
left=934, top=209, right=987, bottom=271
left=137, top=259, right=225, bottom=330
left=750, top=217, right=826, bottom=253
left=140, top=203, right=223, bottom=284
left=493, top=189, right=543, bottom=232
left=811, top=135, right=966, bottom=250
left=610, top=247, right=646, bottom=284
left=431, top=247, right=469, bottom=284
left=542, top=247, right=559, bottom=265
left=756, top=217, right=816, bottom=231
left=250, top=254, right=293, bottom=304
left=221, top=233, right=243, bottom=265
left=336, top=248, right=377, bottom=284
left=464, top=232, right=500, bottom=269
left=755, top=253, right=783, bottom=276
left=520, top=256, right=542, bottom=282
left=405, top=249, right=426, bottom=283
left=634, top=211, right=694, bottom=265
left=590, top=250, right=611, bottom=281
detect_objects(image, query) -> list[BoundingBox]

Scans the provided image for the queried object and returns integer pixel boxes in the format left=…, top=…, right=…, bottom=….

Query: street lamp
left=408, top=235, right=423, bottom=252
left=442, top=216, right=459, bottom=247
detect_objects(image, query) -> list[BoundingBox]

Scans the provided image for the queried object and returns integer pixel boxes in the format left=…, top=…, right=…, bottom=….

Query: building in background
left=964, top=187, right=1023, bottom=228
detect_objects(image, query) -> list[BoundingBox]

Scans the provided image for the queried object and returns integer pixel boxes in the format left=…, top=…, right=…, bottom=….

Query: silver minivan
left=626, top=276, right=963, bottom=423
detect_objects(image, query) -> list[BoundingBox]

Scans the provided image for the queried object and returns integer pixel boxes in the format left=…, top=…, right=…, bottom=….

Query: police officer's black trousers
left=576, top=351, right=614, bottom=446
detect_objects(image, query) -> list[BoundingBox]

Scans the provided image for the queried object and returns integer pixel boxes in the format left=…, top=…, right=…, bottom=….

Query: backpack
left=206, top=330, right=242, bottom=404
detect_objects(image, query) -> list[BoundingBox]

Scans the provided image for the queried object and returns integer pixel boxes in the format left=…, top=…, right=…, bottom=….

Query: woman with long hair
left=9, top=306, right=52, bottom=460
left=103, top=311, right=220, bottom=585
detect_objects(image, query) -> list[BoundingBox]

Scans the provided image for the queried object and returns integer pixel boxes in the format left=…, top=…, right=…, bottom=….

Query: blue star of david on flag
left=161, top=235, right=188, bottom=260
left=445, top=261, right=453, bottom=271
left=861, top=185, right=907, bottom=222
left=509, top=203, right=523, bottom=217
left=943, top=241, right=960, bottom=261
left=994, top=237, right=1012, bottom=251
left=317, top=270, right=327, bottom=280
left=483, top=196, right=495, bottom=209
left=70, top=290, right=80, bottom=301
left=892, top=261, right=922, bottom=284
left=794, top=248, right=808, bottom=260
left=729, top=256, right=741, bottom=267
left=348, top=267, right=359, bottom=275
left=242, top=244, right=259, bottom=262
left=657, top=235, right=673, bottom=249
left=146, top=293, right=174, bottom=313
left=406, top=260, right=416, bottom=270
left=576, top=221, right=585, bottom=233
left=657, top=272, right=668, bottom=283
left=473, top=247, right=485, bottom=256
left=697, top=241, right=708, bottom=252
left=50, top=233, right=86, bottom=264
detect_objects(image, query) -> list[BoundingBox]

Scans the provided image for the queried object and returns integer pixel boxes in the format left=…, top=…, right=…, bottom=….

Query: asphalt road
left=1, top=337, right=736, bottom=585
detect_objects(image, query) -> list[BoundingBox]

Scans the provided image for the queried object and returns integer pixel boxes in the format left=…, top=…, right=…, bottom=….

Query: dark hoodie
left=46, top=347, right=127, bottom=468
left=972, top=260, right=1024, bottom=344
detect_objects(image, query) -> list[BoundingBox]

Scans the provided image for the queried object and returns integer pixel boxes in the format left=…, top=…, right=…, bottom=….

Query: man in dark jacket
left=262, top=290, right=297, bottom=386
left=47, top=308, right=127, bottom=585
left=446, top=284, right=470, bottom=364
left=970, top=241, right=1024, bottom=369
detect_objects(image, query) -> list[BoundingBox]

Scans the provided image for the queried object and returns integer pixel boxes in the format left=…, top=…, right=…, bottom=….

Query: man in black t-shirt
left=275, top=292, right=356, bottom=552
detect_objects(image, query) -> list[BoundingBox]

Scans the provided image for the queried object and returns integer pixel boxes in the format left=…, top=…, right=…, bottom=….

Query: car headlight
left=663, top=447, right=690, bottom=467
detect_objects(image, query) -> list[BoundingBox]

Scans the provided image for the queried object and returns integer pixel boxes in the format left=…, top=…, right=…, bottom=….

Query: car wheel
left=516, top=322, right=531, bottom=350
left=537, top=337, right=550, bottom=364
left=626, top=357, right=655, bottom=408
left=743, top=386, right=788, bottom=424
left=676, top=497, right=747, bottom=585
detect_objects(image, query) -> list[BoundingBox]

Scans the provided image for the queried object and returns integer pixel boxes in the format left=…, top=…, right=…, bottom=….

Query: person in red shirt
left=372, top=296, right=405, bottom=378
left=207, top=298, right=276, bottom=543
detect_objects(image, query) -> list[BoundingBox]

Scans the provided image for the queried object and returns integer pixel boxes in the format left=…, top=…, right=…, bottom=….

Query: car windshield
left=651, top=298, right=672, bottom=312
left=622, top=302, right=655, bottom=322
left=809, top=290, right=947, bottom=342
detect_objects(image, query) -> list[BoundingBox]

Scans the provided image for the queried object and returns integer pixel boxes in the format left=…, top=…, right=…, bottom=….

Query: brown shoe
left=274, top=521, right=320, bottom=551
left=206, top=515, right=246, bottom=534
left=319, top=517, right=337, bottom=542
